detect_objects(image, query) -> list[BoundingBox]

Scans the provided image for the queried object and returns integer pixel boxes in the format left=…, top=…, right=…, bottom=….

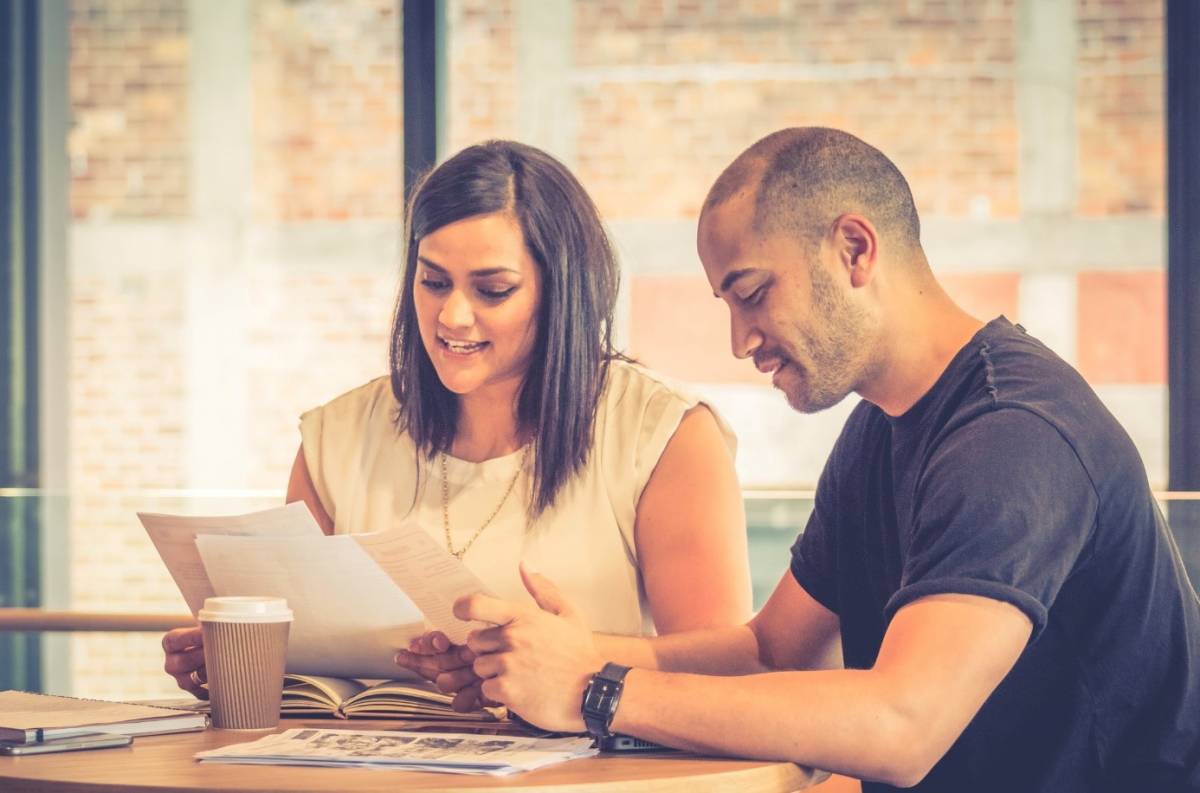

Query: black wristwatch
left=580, top=662, right=631, bottom=738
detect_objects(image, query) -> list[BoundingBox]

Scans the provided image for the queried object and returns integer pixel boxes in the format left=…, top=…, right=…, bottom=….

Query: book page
left=195, top=534, right=427, bottom=678
left=282, top=674, right=368, bottom=711
left=353, top=522, right=493, bottom=644
left=138, top=503, right=324, bottom=614
left=347, top=680, right=506, bottom=721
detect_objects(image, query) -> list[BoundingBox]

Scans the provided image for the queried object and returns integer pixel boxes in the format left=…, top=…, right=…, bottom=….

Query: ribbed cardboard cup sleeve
left=201, top=620, right=290, bottom=730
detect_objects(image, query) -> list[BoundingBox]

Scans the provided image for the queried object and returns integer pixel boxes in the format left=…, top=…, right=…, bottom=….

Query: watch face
left=583, top=678, right=619, bottom=715
left=582, top=670, right=627, bottom=738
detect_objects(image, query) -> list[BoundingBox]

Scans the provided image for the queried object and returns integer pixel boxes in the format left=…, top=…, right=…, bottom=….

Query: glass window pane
left=64, top=0, right=402, bottom=699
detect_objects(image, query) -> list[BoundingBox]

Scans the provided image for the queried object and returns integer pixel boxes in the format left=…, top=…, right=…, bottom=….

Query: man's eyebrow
left=716, top=268, right=756, bottom=297
left=416, top=257, right=520, bottom=278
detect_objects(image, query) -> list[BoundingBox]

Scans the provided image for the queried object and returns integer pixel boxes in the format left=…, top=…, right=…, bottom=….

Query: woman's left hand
left=395, top=631, right=493, bottom=712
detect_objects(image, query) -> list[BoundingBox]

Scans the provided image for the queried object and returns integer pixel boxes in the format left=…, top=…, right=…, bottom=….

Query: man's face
left=698, top=192, right=874, bottom=414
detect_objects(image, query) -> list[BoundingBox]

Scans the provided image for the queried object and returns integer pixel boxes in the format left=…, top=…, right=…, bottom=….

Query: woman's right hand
left=162, top=625, right=208, bottom=700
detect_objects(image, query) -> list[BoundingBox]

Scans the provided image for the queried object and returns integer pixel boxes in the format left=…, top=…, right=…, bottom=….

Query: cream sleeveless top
left=298, top=360, right=735, bottom=637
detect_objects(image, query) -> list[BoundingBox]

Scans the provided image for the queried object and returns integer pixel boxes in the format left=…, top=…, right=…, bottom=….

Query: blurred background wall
left=7, top=0, right=1170, bottom=698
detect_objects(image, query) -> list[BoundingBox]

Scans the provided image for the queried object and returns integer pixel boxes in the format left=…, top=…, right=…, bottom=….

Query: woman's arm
left=398, top=406, right=755, bottom=700
left=634, top=405, right=753, bottom=632
left=286, top=443, right=335, bottom=536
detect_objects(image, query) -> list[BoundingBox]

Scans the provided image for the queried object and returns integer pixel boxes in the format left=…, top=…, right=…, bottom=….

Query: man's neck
left=861, top=292, right=985, bottom=418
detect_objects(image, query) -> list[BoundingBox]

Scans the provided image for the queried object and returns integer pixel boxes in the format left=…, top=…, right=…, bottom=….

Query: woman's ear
left=832, top=214, right=878, bottom=289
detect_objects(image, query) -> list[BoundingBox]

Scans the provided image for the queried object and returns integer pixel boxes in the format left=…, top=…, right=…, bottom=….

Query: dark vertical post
left=403, top=0, right=440, bottom=202
left=0, top=0, right=44, bottom=691
left=1167, top=0, right=1200, bottom=588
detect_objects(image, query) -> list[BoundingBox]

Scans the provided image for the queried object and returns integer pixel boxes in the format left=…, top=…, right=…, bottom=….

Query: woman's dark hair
left=389, top=140, right=620, bottom=516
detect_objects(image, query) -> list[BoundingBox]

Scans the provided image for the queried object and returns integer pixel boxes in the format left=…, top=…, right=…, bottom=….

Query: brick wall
left=250, top=0, right=403, bottom=220
left=68, top=0, right=189, bottom=219
left=58, top=0, right=1165, bottom=699
left=1076, top=0, right=1163, bottom=216
left=574, top=0, right=1020, bottom=221
left=445, top=0, right=519, bottom=149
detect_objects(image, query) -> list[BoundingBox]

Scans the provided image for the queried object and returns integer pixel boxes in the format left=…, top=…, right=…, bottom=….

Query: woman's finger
left=451, top=683, right=483, bottom=713
left=162, top=625, right=203, bottom=653
left=408, top=631, right=452, bottom=655
left=434, top=667, right=479, bottom=694
left=163, top=647, right=206, bottom=677
left=394, top=650, right=442, bottom=681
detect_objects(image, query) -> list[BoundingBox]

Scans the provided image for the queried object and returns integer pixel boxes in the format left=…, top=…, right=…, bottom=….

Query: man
left=397, top=128, right=1200, bottom=791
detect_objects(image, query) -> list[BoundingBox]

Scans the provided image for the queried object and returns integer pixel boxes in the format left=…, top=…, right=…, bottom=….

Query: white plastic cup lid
left=198, top=596, right=293, bottom=623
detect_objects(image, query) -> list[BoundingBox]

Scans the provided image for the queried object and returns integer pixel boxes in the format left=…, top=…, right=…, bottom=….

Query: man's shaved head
left=703, top=127, right=921, bottom=255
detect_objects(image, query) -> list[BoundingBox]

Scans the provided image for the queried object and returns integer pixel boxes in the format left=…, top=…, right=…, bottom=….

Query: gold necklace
left=440, top=447, right=528, bottom=560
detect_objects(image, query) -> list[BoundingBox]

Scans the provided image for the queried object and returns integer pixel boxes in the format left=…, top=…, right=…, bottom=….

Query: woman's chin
left=433, top=370, right=486, bottom=396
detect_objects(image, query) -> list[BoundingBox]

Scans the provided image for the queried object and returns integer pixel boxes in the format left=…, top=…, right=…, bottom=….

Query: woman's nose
left=439, top=289, right=475, bottom=329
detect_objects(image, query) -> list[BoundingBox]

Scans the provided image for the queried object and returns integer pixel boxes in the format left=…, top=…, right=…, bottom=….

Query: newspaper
left=194, top=728, right=597, bottom=775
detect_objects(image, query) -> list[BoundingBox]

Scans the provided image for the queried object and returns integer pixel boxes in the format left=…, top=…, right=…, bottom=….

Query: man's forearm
left=602, top=596, right=1034, bottom=787
left=610, top=667, right=926, bottom=788
left=595, top=624, right=767, bottom=676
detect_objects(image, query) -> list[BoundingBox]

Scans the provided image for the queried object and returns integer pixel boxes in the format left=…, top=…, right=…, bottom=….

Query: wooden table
left=0, top=718, right=825, bottom=792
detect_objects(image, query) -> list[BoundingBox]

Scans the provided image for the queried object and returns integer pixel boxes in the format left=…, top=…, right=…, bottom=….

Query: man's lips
left=755, top=357, right=786, bottom=375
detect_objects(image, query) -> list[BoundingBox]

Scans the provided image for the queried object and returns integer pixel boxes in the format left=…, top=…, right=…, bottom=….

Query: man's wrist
left=607, top=667, right=641, bottom=735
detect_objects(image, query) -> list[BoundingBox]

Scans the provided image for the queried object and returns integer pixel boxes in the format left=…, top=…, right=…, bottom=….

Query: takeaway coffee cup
left=198, top=596, right=293, bottom=730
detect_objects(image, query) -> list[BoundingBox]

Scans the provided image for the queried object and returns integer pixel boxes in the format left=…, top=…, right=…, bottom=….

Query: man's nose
left=730, top=311, right=763, bottom=360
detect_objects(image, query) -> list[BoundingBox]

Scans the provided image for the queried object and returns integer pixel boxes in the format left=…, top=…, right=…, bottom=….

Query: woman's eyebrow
left=417, top=257, right=520, bottom=278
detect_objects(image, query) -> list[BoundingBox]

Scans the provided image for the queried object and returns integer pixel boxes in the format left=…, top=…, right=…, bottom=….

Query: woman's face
left=413, top=211, right=542, bottom=398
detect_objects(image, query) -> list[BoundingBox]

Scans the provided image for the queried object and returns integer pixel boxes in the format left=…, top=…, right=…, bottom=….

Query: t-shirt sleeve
left=885, top=408, right=1098, bottom=638
left=790, top=432, right=845, bottom=616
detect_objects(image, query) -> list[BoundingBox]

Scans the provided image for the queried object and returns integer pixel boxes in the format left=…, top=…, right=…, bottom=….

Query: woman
left=163, top=141, right=751, bottom=699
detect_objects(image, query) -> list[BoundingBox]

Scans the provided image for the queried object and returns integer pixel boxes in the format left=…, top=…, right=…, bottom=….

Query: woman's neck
left=450, top=379, right=526, bottom=462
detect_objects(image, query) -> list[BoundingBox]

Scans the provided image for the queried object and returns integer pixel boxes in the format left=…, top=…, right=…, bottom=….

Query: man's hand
left=456, top=565, right=604, bottom=733
left=394, top=631, right=494, bottom=712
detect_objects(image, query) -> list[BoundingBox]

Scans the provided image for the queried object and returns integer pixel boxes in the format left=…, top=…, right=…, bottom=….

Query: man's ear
left=832, top=214, right=878, bottom=288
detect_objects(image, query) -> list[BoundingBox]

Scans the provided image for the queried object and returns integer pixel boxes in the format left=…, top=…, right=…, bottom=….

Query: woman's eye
left=419, top=278, right=450, bottom=292
left=478, top=286, right=516, bottom=301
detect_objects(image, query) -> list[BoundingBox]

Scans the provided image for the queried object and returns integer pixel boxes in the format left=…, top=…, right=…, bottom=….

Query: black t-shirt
left=791, top=317, right=1200, bottom=793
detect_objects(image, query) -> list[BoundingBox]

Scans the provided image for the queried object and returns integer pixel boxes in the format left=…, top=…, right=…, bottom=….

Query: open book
left=281, top=674, right=505, bottom=723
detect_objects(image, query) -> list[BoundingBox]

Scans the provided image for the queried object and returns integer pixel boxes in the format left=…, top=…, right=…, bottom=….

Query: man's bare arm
left=606, top=594, right=1030, bottom=787
left=463, top=576, right=1030, bottom=788
left=592, top=571, right=842, bottom=675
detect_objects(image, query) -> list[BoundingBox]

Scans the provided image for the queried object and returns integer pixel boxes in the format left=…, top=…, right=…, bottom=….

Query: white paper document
left=142, top=504, right=495, bottom=677
left=194, top=728, right=598, bottom=775
left=353, top=522, right=493, bottom=645
left=138, top=503, right=324, bottom=614
left=194, top=533, right=428, bottom=678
